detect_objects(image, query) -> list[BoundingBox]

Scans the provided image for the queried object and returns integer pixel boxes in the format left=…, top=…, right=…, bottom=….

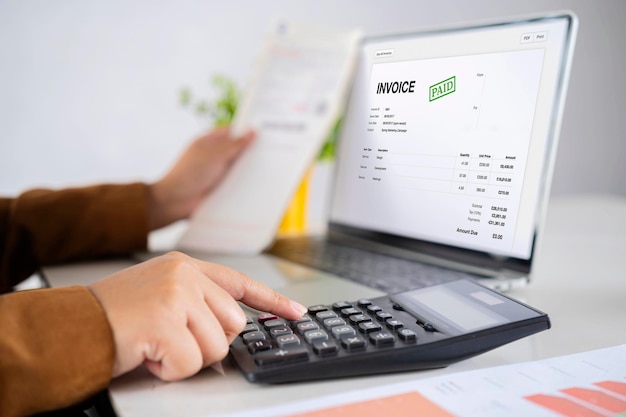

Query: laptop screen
left=330, top=14, right=577, bottom=268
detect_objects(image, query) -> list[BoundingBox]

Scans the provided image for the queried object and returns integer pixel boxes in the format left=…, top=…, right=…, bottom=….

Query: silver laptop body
left=267, top=12, right=578, bottom=293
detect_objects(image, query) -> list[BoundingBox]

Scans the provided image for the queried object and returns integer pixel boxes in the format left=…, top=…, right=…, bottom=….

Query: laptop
left=265, top=12, right=578, bottom=293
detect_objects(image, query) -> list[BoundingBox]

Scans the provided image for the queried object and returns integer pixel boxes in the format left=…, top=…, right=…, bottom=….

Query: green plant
left=180, top=75, right=239, bottom=127
left=180, top=74, right=339, bottom=160
left=317, top=116, right=341, bottom=162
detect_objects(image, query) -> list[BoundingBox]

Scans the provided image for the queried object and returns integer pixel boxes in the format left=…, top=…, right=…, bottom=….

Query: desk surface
left=44, top=194, right=626, bottom=417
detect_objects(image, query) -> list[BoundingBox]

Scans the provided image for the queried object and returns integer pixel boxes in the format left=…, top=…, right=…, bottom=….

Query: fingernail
left=291, top=300, right=308, bottom=317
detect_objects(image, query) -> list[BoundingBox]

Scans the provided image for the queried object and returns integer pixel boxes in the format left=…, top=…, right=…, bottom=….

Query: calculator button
left=357, top=299, right=372, bottom=307
left=264, top=319, right=288, bottom=330
left=304, top=329, right=329, bottom=344
left=312, top=340, right=339, bottom=357
left=369, top=331, right=396, bottom=347
left=323, top=317, right=346, bottom=330
left=316, top=311, right=338, bottom=321
left=270, top=326, right=293, bottom=338
left=276, top=334, right=301, bottom=348
left=423, top=323, right=436, bottom=332
left=392, top=302, right=404, bottom=311
left=341, top=335, right=367, bottom=351
left=245, top=316, right=254, bottom=324
left=398, top=328, right=417, bottom=343
left=290, top=314, right=312, bottom=327
left=296, top=321, right=320, bottom=335
left=358, top=321, right=383, bottom=334
left=386, top=319, right=404, bottom=330
left=332, top=301, right=352, bottom=311
left=247, top=339, right=273, bottom=354
left=331, top=325, right=357, bottom=339
left=254, top=347, right=309, bottom=367
left=366, top=305, right=383, bottom=314
left=242, top=331, right=266, bottom=344
left=257, top=312, right=279, bottom=323
left=375, top=311, right=393, bottom=322
left=340, top=307, right=361, bottom=317
left=348, top=314, right=371, bottom=325
left=307, top=305, right=328, bottom=314
left=241, top=323, right=259, bottom=334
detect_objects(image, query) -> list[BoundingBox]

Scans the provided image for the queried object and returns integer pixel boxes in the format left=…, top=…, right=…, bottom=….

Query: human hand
left=87, top=251, right=306, bottom=381
left=148, top=127, right=255, bottom=230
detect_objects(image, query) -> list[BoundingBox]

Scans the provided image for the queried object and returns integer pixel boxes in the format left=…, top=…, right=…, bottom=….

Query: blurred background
left=1, top=0, right=624, bottom=202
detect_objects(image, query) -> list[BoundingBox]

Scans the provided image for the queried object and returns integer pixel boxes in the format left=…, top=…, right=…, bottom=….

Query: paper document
left=178, top=21, right=361, bottom=254
left=220, top=345, right=626, bottom=417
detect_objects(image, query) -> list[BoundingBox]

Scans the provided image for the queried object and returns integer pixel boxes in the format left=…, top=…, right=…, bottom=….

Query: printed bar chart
left=596, top=381, right=626, bottom=397
left=526, top=381, right=626, bottom=417
left=526, top=394, right=607, bottom=417
left=294, top=380, right=626, bottom=417
left=290, top=392, right=455, bottom=417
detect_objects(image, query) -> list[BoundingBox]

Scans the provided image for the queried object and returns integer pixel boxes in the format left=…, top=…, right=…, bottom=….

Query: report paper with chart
left=178, top=21, right=360, bottom=254
left=219, top=344, right=626, bottom=417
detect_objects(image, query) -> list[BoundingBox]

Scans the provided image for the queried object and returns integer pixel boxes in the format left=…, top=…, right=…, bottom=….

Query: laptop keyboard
left=268, top=239, right=475, bottom=294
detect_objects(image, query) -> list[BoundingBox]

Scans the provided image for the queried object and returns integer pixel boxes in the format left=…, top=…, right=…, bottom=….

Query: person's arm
left=0, top=183, right=149, bottom=293
left=0, top=252, right=306, bottom=417
left=0, top=128, right=254, bottom=293
left=0, top=127, right=265, bottom=416
left=0, top=286, right=114, bottom=417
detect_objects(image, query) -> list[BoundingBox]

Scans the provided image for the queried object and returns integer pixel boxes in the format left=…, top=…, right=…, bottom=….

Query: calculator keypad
left=237, top=299, right=419, bottom=369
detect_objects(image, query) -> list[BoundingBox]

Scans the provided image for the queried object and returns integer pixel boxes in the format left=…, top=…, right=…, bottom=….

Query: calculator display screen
left=405, top=286, right=506, bottom=332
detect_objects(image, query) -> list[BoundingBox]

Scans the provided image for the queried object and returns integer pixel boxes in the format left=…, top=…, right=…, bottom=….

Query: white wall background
left=1, top=0, right=625, bottom=197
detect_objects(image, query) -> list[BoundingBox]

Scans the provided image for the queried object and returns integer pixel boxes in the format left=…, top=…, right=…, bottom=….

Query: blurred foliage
left=180, top=75, right=239, bottom=127
left=180, top=75, right=338, bottom=160
left=317, top=116, right=341, bottom=162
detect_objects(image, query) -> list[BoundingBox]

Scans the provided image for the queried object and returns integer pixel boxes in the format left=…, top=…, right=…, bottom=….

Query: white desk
left=44, top=194, right=626, bottom=416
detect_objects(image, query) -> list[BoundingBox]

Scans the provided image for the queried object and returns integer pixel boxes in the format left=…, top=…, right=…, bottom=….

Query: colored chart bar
left=526, top=394, right=606, bottom=417
left=562, top=387, right=626, bottom=413
left=595, top=381, right=626, bottom=397
left=290, top=391, right=456, bottom=417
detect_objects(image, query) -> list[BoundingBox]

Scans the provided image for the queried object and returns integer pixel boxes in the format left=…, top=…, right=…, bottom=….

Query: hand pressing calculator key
left=229, top=279, right=550, bottom=383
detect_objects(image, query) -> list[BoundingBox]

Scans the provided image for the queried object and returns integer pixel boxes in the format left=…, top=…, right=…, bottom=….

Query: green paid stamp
left=429, top=76, right=456, bottom=102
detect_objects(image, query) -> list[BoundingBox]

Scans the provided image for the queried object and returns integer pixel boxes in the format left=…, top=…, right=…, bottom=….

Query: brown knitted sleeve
left=0, top=286, right=115, bottom=417
left=1, top=183, right=149, bottom=293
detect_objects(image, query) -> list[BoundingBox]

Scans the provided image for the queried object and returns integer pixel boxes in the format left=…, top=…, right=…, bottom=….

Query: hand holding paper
left=178, top=21, right=361, bottom=254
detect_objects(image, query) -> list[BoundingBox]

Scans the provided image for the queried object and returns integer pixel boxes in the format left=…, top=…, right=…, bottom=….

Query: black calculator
left=229, top=279, right=550, bottom=383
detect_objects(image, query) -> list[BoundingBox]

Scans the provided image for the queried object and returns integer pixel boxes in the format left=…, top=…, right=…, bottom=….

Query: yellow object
left=278, top=168, right=312, bottom=236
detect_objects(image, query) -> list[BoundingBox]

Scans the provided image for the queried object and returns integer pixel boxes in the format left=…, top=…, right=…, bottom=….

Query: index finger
left=192, top=258, right=308, bottom=320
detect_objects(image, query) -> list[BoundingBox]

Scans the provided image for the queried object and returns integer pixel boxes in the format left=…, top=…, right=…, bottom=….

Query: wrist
left=147, top=181, right=174, bottom=230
